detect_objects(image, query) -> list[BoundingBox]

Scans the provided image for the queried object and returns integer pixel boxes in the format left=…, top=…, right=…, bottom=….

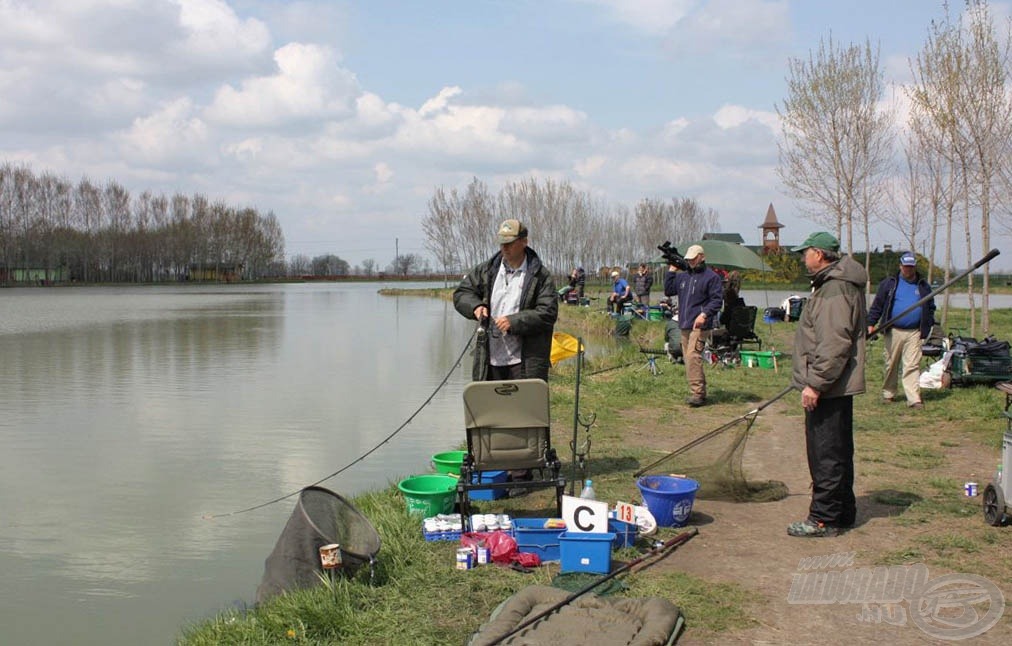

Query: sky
left=1, top=0, right=1008, bottom=270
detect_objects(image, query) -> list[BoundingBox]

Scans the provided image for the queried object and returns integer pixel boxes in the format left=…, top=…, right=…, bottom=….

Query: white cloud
left=576, top=0, right=696, bottom=36
left=204, top=43, right=359, bottom=127
left=713, top=104, right=779, bottom=131
left=114, top=98, right=210, bottom=165
left=173, top=0, right=271, bottom=63
left=663, top=0, right=789, bottom=58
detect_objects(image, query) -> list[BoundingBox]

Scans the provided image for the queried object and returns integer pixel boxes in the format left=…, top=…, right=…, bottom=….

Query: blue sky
left=1, top=0, right=1007, bottom=269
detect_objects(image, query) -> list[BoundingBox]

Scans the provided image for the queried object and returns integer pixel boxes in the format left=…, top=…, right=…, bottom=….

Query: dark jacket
left=791, top=256, right=867, bottom=398
left=663, top=263, right=723, bottom=331
left=867, top=272, right=935, bottom=339
left=453, top=247, right=558, bottom=381
left=632, top=271, right=653, bottom=297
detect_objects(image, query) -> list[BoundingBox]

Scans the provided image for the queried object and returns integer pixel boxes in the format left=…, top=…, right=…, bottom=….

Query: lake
left=0, top=282, right=475, bottom=646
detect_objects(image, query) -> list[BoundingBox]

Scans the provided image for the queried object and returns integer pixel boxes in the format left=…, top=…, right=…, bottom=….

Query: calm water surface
left=0, top=282, right=474, bottom=646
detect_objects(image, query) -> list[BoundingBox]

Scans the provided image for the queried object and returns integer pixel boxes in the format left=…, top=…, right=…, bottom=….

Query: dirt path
left=622, top=398, right=1012, bottom=645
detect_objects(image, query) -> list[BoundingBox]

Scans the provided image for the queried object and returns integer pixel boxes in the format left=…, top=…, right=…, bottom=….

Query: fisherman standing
left=788, top=232, right=867, bottom=538
left=453, top=219, right=558, bottom=381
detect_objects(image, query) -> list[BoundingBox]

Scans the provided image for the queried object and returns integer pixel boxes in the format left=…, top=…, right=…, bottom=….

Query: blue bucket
left=636, top=475, right=699, bottom=527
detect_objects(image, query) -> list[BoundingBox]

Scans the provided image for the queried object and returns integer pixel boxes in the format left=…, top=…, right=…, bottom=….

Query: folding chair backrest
left=726, top=306, right=758, bottom=339
left=463, top=379, right=551, bottom=471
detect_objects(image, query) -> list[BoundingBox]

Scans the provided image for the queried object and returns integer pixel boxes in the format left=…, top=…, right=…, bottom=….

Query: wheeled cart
left=983, top=383, right=1012, bottom=526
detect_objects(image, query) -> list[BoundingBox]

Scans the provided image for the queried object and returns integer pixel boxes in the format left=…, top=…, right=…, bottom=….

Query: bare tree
left=908, top=0, right=1012, bottom=335
left=777, top=36, right=894, bottom=267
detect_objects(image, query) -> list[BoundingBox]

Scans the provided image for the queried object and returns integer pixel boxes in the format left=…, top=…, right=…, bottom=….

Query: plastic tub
left=559, top=532, right=615, bottom=574
left=739, top=350, right=783, bottom=369
left=431, top=450, right=467, bottom=475
left=397, top=474, right=457, bottom=516
left=636, top=475, right=699, bottom=528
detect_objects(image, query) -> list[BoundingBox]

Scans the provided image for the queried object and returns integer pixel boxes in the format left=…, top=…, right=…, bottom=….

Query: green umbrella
left=661, top=239, right=767, bottom=271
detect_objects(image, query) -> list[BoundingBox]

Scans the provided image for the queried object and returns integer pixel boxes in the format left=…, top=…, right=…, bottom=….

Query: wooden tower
left=759, top=203, right=784, bottom=254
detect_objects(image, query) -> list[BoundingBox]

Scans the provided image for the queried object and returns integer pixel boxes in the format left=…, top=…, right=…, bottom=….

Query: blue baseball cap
left=900, top=252, right=916, bottom=266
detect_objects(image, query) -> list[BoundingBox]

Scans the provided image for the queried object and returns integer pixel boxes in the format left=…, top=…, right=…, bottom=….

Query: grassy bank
left=180, top=300, right=1012, bottom=645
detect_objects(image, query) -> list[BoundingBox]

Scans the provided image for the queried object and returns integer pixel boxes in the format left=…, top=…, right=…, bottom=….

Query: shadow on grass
left=854, top=489, right=924, bottom=528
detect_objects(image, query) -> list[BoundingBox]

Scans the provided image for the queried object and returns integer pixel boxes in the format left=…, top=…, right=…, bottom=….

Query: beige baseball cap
left=496, top=219, right=528, bottom=244
left=683, top=244, right=705, bottom=260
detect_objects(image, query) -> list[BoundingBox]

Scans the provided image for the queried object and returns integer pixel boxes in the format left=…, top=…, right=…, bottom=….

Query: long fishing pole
left=634, top=249, right=1002, bottom=481
left=486, top=527, right=699, bottom=646
left=868, top=248, right=1000, bottom=341
left=634, top=386, right=793, bottom=478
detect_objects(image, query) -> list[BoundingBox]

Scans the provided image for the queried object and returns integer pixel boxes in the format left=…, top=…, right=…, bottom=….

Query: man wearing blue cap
left=789, top=232, right=867, bottom=537
left=867, top=251, right=935, bottom=408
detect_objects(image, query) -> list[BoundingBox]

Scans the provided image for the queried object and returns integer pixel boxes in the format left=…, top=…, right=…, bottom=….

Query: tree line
left=777, top=0, right=1009, bottom=334
left=422, top=176, right=719, bottom=276
left=0, top=162, right=285, bottom=284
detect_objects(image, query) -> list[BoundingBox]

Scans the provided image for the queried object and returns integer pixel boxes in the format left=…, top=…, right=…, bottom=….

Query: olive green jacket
left=791, top=255, right=867, bottom=398
left=453, top=248, right=558, bottom=381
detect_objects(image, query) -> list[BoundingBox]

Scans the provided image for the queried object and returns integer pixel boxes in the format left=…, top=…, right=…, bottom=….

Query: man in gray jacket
left=453, top=219, right=558, bottom=381
left=789, top=232, right=867, bottom=538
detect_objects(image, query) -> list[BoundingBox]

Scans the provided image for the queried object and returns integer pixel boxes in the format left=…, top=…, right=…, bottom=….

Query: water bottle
left=580, top=479, right=596, bottom=500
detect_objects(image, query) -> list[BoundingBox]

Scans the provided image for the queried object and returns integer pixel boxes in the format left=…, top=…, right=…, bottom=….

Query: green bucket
left=431, top=450, right=467, bottom=475
left=397, top=474, right=458, bottom=516
left=648, top=308, right=664, bottom=321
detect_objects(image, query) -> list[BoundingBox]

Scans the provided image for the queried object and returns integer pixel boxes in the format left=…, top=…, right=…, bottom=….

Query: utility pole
left=395, top=238, right=399, bottom=276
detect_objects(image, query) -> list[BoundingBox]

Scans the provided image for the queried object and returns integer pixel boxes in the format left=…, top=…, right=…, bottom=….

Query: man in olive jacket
left=453, top=219, right=558, bottom=381
left=789, top=232, right=867, bottom=538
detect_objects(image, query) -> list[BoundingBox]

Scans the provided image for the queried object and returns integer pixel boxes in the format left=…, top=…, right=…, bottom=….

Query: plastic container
left=469, top=470, right=508, bottom=500
left=430, top=450, right=467, bottom=475
left=559, top=531, right=616, bottom=574
left=636, top=475, right=699, bottom=528
left=739, top=350, right=783, bottom=369
left=510, top=518, right=566, bottom=562
left=648, top=307, right=664, bottom=321
left=397, top=474, right=457, bottom=516
left=608, top=518, right=637, bottom=548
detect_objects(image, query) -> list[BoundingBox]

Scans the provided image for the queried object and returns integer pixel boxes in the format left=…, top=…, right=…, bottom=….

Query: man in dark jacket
left=789, top=232, right=867, bottom=538
left=453, top=219, right=558, bottom=381
left=867, top=251, right=935, bottom=409
left=663, top=245, right=723, bottom=406
left=632, top=263, right=654, bottom=305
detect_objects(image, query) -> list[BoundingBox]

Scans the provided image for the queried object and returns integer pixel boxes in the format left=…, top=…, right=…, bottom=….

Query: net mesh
left=256, top=486, right=382, bottom=603
left=661, top=414, right=787, bottom=503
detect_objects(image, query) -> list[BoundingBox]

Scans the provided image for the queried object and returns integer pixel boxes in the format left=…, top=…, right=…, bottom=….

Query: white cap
left=610, top=271, right=619, bottom=277
left=684, top=245, right=704, bottom=260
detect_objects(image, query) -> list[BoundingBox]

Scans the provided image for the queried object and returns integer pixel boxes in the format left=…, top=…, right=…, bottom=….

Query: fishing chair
left=709, top=305, right=762, bottom=363
left=458, top=379, right=565, bottom=528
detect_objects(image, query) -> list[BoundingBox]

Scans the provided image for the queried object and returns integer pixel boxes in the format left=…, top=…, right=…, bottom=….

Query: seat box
left=469, top=470, right=508, bottom=500
left=560, top=531, right=615, bottom=574
left=510, top=518, right=566, bottom=562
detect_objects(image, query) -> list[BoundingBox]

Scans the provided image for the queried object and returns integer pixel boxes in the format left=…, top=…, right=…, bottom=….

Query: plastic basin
left=636, top=475, right=699, bottom=527
left=397, top=474, right=457, bottom=516
left=430, top=450, right=467, bottom=475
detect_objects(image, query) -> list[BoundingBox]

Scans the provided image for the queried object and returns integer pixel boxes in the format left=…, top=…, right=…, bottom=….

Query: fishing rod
left=868, top=248, right=1000, bottom=341
left=486, top=527, right=699, bottom=646
left=633, top=385, right=794, bottom=478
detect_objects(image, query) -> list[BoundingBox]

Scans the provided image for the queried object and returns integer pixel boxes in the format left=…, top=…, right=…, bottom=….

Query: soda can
left=456, top=547, right=473, bottom=570
left=476, top=545, right=490, bottom=565
left=964, top=482, right=978, bottom=497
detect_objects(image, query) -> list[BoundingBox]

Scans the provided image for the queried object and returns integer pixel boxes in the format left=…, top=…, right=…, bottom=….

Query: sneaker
left=909, top=402, right=923, bottom=409
left=686, top=396, right=706, bottom=407
left=787, top=519, right=840, bottom=538
left=882, top=396, right=895, bottom=403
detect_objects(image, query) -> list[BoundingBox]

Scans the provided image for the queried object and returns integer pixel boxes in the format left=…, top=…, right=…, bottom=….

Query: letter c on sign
left=574, top=506, right=595, bottom=531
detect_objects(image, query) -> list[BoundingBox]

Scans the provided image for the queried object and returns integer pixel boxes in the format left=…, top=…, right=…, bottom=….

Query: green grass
left=180, top=299, right=1012, bottom=645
